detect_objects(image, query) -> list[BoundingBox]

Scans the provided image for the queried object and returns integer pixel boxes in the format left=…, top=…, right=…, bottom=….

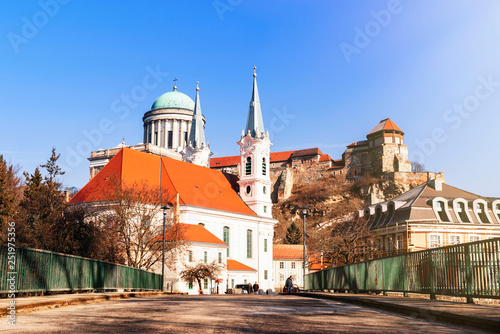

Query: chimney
left=429, top=179, right=443, bottom=191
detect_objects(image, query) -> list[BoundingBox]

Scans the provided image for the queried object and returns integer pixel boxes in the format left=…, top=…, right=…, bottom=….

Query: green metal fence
left=0, top=246, right=162, bottom=293
left=306, top=237, right=500, bottom=302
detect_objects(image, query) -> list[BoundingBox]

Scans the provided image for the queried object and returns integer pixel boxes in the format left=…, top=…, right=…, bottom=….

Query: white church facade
left=71, top=69, right=278, bottom=294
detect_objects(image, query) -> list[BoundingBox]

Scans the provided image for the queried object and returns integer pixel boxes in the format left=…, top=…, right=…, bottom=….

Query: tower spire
left=188, top=80, right=206, bottom=148
left=245, top=66, right=265, bottom=138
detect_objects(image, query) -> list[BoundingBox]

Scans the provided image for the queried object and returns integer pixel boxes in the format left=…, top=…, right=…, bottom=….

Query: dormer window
left=435, top=201, right=450, bottom=222
left=476, top=202, right=490, bottom=224
left=454, top=201, right=470, bottom=223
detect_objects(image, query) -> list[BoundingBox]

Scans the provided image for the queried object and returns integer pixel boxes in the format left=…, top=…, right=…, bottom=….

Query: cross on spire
left=173, top=77, right=178, bottom=91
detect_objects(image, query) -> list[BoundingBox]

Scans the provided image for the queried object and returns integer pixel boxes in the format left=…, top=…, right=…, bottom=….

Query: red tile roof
left=210, top=155, right=240, bottom=168
left=319, top=154, right=332, bottom=162
left=227, top=259, right=256, bottom=271
left=367, top=118, right=403, bottom=135
left=290, top=148, right=323, bottom=158
left=347, top=140, right=368, bottom=148
left=328, top=166, right=344, bottom=170
left=269, top=151, right=295, bottom=162
left=210, top=148, right=325, bottom=168
left=69, top=148, right=257, bottom=216
left=155, top=223, right=226, bottom=245
left=273, top=244, right=304, bottom=260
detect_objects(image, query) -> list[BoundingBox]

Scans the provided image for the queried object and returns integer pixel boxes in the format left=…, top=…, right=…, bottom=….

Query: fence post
left=465, top=244, right=474, bottom=304
left=403, top=253, right=408, bottom=297
left=429, top=250, right=436, bottom=300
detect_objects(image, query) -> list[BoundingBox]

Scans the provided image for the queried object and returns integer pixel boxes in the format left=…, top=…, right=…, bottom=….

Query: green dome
left=151, top=89, right=195, bottom=111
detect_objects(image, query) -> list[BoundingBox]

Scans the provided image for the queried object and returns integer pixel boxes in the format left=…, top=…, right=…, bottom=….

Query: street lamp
left=300, top=206, right=308, bottom=290
left=320, top=249, right=324, bottom=270
left=162, top=205, right=170, bottom=291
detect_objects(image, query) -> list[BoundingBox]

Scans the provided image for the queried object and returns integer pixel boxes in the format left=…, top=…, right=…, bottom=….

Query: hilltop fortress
left=211, top=118, right=444, bottom=204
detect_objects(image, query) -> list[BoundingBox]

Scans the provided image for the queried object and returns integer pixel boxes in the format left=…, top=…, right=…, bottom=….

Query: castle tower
left=183, top=81, right=212, bottom=167
left=237, top=67, right=273, bottom=217
left=366, top=118, right=411, bottom=175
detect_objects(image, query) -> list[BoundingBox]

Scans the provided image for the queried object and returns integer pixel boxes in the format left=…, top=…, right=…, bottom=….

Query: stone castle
left=211, top=118, right=444, bottom=204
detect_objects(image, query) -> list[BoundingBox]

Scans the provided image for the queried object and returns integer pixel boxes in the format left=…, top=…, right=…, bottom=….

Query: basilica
left=70, top=69, right=278, bottom=294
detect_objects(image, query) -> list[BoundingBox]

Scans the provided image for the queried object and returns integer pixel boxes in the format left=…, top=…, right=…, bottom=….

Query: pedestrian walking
left=248, top=282, right=253, bottom=294
left=253, top=282, right=259, bottom=294
left=285, top=276, right=293, bottom=293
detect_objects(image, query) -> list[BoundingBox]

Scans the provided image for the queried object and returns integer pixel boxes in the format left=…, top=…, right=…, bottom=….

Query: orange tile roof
left=290, top=148, right=323, bottom=158
left=156, top=223, right=226, bottom=245
left=367, top=118, right=403, bottom=135
left=328, top=166, right=344, bottom=170
left=319, top=154, right=332, bottom=162
left=210, top=155, right=240, bottom=168
left=210, top=148, right=325, bottom=168
left=227, top=259, right=256, bottom=271
left=273, top=244, right=304, bottom=260
left=69, top=148, right=257, bottom=216
left=347, top=140, right=368, bottom=148
left=269, top=151, right=294, bottom=162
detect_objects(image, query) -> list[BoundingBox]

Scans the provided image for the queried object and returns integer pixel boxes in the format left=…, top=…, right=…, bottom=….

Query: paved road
left=3, top=295, right=486, bottom=333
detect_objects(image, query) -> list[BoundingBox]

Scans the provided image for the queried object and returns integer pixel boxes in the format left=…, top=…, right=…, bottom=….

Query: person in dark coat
left=253, top=282, right=259, bottom=293
left=285, top=276, right=293, bottom=293
left=248, top=282, right=253, bottom=294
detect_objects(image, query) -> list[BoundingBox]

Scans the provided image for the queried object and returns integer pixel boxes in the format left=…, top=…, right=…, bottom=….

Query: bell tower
left=237, top=67, right=273, bottom=218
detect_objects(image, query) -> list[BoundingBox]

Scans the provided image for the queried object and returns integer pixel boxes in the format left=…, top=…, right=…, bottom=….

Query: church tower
left=237, top=68, right=273, bottom=218
left=183, top=81, right=212, bottom=167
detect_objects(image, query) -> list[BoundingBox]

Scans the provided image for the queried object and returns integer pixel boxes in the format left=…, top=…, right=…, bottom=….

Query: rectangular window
left=291, top=262, right=296, bottom=269
left=244, top=279, right=247, bottom=284
left=231, top=279, right=234, bottom=288
left=279, top=273, right=284, bottom=283
left=188, top=282, right=193, bottom=289
left=377, top=237, right=384, bottom=251
left=204, top=251, right=207, bottom=263
left=387, top=236, right=394, bottom=250
left=218, top=252, right=222, bottom=264
left=204, top=278, right=208, bottom=289
left=188, top=250, right=193, bottom=262
left=396, top=235, right=403, bottom=249
left=469, top=235, right=480, bottom=242
left=263, top=206, right=267, bottom=213
left=429, top=234, right=441, bottom=248
left=264, top=270, right=268, bottom=280
left=247, top=229, right=252, bottom=258
left=167, top=131, right=173, bottom=148
left=264, top=239, right=268, bottom=252
left=184, top=131, right=188, bottom=145
left=223, top=226, right=230, bottom=257
left=279, top=261, right=284, bottom=269
left=450, top=235, right=461, bottom=245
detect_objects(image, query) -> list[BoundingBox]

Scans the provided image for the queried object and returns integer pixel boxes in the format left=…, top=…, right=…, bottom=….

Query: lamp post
left=161, top=205, right=170, bottom=291
left=300, top=206, right=308, bottom=290
left=320, top=249, right=324, bottom=270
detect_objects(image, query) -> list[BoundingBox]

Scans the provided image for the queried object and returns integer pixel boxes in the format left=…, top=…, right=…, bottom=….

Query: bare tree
left=324, top=218, right=376, bottom=266
left=98, top=178, right=184, bottom=271
left=411, top=161, right=425, bottom=173
left=180, top=261, right=223, bottom=294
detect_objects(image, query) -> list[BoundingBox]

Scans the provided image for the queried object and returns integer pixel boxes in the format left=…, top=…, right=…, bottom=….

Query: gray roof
left=188, top=84, right=206, bottom=148
left=245, top=72, right=265, bottom=138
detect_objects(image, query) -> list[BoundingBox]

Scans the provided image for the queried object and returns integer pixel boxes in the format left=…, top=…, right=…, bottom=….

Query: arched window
left=475, top=202, right=491, bottom=224
left=453, top=200, right=470, bottom=223
left=246, top=229, right=252, bottom=258
left=435, top=201, right=450, bottom=222
left=245, top=157, right=252, bottom=175
left=223, top=226, right=230, bottom=257
left=262, top=158, right=267, bottom=176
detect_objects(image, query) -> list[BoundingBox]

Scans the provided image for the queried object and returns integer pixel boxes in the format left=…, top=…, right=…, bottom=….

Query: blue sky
left=1, top=1, right=499, bottom=196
